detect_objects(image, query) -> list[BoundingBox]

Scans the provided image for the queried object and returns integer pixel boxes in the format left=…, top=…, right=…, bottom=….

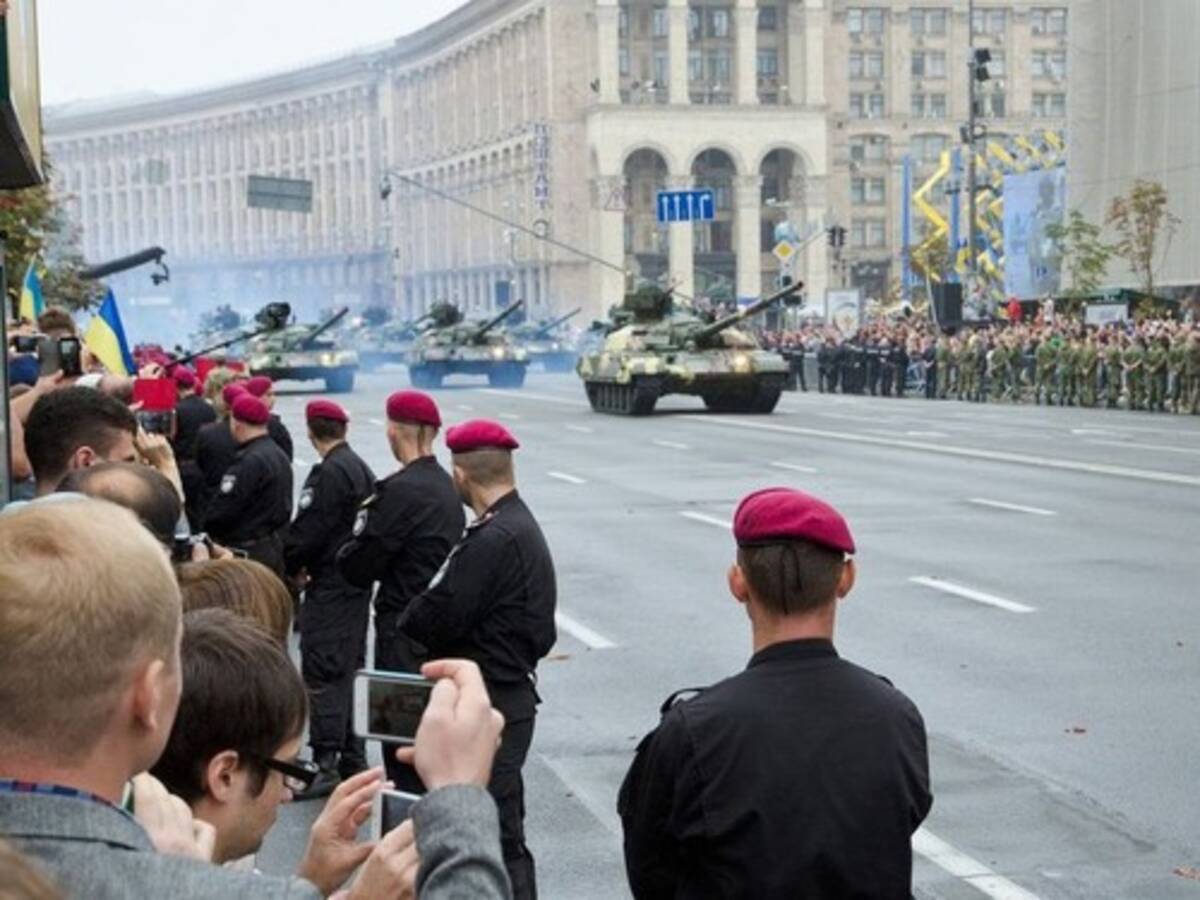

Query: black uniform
left=204, top=434, right=293, bottom=574
left=619, top=639, right=931, bottom=900
left=335, top=456, right=465, bottom=788
left=193, top=419, right=240, bottom=524
left=284, top=443, right=376, bottom=766
left=268, top=413, right=294, bottom=461
left=865, top=339, right=882, bottom=395
left=395, top=490, right=556, bottom=900
left=174, top=396, right=217, bottom=528
left=893, top=343, right=909, bottom=398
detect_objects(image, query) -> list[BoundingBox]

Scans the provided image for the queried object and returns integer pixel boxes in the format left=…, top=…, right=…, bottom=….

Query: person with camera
left=284, top=401, right=376, bottom=799
left=21, top=386, right=138, bottom=498
left=619, top=487, right=931, bottom=899
left=204, top=393, right=293, bottom=575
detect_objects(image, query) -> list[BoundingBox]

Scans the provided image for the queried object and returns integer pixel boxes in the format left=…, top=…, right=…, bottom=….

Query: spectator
left=176, top=558, right=294, bottom=645
left=57, top=462, right=181, bottom=549
left=35, top=308, right=77, bottom=340
left=171, top=366, right=215, bottom=462
left=22, top=387, right=138, bottom=496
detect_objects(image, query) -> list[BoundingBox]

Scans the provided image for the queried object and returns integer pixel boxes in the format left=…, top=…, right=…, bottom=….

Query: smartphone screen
left=136, top=409, right=176, bottom=436
left=58, top=338, right=83, bottom=377
left=375, top=789, right=422, bottom=839
left=354, top=671, right=435, bottom=743
left=37, top=337, right=61, bottom=376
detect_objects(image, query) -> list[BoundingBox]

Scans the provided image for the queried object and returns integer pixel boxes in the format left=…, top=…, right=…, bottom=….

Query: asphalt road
left=258, top=368, right=1200, bottom=899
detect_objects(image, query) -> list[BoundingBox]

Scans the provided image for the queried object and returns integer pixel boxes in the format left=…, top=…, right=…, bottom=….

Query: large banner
left=826, top=288, right=863, bottom=335
left=1003, top=167, right=1065, bottom=299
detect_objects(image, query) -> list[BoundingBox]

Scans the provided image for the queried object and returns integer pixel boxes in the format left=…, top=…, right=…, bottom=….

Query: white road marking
left=770, top=461, right=819, bottom=474
left=547, top=471, right=587, bottom=485
left=292, top=460, right=311, bottom=470
left=683, top=416, right=1200, bottom=488
left=1070, top=427, right=1119, bottom=437
left=906, top=430, right=949, bottom=438
left=564, top=424, right=594, bottom=434
left=368, top=417, right=386, bottom=426
left=1085, top=438, right=1200, bottom=457
left=913, top=829, right=1042, bottom=900
left=457, top=404, right=475, bottom=411
left=679, top=511, right=732, bottom=530
left=909, top=576, right=1036, bottom=614
left=499, top=412, right=522, bottom=421
left=967, top=498, right=1057, bottom=517
left=477, top=388, right=585, bottom=406
left=652, top=439, right=690, bottom=450
left=554, top=612, right=616, bottom=650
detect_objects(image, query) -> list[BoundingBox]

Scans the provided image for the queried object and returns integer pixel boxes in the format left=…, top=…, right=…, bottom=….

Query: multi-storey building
left=42, top=0, right=1068, bottom=325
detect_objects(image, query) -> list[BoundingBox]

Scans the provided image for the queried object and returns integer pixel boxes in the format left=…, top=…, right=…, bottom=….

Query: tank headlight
left=320, top=353, right=336, bottom=365
left=733, top=353, right=751, bottom=372
left=492, top=347, right=507, bottom=360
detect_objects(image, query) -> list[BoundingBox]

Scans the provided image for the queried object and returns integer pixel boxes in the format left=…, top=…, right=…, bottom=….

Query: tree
left=1044, top=209, right=1111, bottom=297
left=1105, top=179, right=1180, bottom=299
left=0, top=159, right=103, bottom=317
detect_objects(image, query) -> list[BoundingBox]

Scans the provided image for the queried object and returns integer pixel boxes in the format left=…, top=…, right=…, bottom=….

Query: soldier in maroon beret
left=283, top=400, right=376, bottom=799
left=619, top=487, right=931, bottom=899
left=336, top=390, right=464, bottom=794
left=244, top=375, right=293, bottom=461
left=394, top=419, right=555, bottom=900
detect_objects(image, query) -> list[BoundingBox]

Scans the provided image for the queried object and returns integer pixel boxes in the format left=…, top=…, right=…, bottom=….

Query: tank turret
left=407, top=301, right=529, bottom=389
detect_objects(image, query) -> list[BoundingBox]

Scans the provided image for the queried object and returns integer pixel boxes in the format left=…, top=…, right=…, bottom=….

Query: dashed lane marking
left=368, top=418, right=386, bottom=426
left=554, top=612, right=616, bottom=650
left=457, top=404, right=475, bottom=411
left=564, top=424, right=594, bottom=434
left=499, top=412, right=523, bottom=421
left=909, top=576, right=1036, bottom=614
left=682, top=415, right=1200, bottom=488
left=652, top=439, right=690, bottom=451
left=770, top=461, right=819, bottom=474
left=547, top=471, right=587, bottom=485
left=1085, top=438, right=1200, bottom=457
left=679, top=511, right=732, bottom=530
left=477, top=388, right=585, bottom=406
left=967, top=498, right=1057, bottom=517
left=913, top=829, right=1041, bottom=900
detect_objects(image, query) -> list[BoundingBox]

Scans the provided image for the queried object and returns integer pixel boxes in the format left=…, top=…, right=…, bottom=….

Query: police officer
left=194, top=381, right=246, bottom=519
left=204, top=393, right=293, bottom=575
left=394, top=420, right=556, bottom=900
left=619, top=487, right=931, bottom=898
left=335, top=390, right=464, bottom=790
left=244, top=375, right=294, bottom=460
left=170, top=365, right=215, bottom=528
left=284, top=400, right=376, bottom=799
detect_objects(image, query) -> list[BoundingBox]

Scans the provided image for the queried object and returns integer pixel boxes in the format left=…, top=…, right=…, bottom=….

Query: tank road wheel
left=584, top=381, right=603, bottom=411
left=324, top=369, right=356, bottom=394
left=488, top=364, right=526, bottom=388
left=748, top=379, right=783, bottom=414
left=629, top=377, right=661, bottom=416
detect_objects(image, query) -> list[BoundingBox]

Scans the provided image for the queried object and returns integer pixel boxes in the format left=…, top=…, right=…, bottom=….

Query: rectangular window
left=847, top=7, right=884, bottom=34
left=652, top=7, right=668, bottom=37
left=619, top=48, right=630, bottom=76
left=850, top=135, right=888, bottom=162
left=987, top=92, right=1006, bottom=118
left=1031, top=7, right=1067, bottom=35
left=850, top=51, right=884, bottom=79
left=869, top=93, right=884, bottom=117
left=911, top=93, right=924, bottom=117
left=1033, top=92, right=1066, bottom=117
left=708, top=51, right=731, bottom=85
left=912, top=50, right=945, bottom=78
left=757, top=49, right=779, bottom=77
left=688, top=50, right=704, bottom=81
left=911, top=133, right=948, bottom=162
left=988, top=50, right=1006, bottom=77
left=868, top=220, right=886, bottom=247
left=709, top=8, right=730, bottom=37
left=758, top=5, right=778, bottom=30
left=851, top=176, right=886, bottom=204
left=654, top=51, right=669, bottom=85
left=688, top=8, right=702, bottom=40
left=619, top=7, right=629, bottom=36
left=1032, top=50, right=1066, bottom=79
left=850, top=93, right=865, bottom=118
left=972, top=8, right=1007, bottom=34
left=911, top=8, right=947, bottom=36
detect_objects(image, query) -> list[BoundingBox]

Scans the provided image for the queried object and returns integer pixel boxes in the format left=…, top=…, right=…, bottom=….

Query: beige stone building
left=43, top=0, right=1068, bottom=325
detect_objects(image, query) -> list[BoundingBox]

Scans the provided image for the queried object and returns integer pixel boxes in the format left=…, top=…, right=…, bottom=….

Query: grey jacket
left=0, top=790, right=320, bottom=899
left=413, top=785, right=512, bottom=899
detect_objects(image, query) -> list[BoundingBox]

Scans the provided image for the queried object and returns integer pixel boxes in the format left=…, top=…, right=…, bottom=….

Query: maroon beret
left=222, top=382, right=248, bottom=407
left=445, top=419, right=519, bottom=453
left=230, top=394, right=271, bottom=426
left=386, top=390, right=441, bottom=427
left=172, top=366, right=197, bottom=389
left=306, top=399, right=348, bottom=424
left=245, top=375, right=274, bottom=398
left=733, top=487, right=855, bottom=554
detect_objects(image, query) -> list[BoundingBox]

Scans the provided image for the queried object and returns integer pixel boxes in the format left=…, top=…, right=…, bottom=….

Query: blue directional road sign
left=656, top=188, right=716, bottom=223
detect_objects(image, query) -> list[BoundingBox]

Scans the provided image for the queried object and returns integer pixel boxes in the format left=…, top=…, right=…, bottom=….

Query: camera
left=172, top=532, right=212, bottom=563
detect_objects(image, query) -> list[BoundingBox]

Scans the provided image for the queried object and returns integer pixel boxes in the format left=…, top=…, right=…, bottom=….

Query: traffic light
left=826, top=226, right=846, bottom=248
left=973, top=48, right=991, bottom=81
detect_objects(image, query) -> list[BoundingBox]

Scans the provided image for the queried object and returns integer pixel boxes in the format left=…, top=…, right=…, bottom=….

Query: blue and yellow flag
left=18, top=260, right=44, bottom=322
left=84, top=289, right=136, bottom=376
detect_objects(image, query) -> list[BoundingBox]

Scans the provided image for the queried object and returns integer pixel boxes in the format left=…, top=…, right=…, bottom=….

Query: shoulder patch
left=298, top=488, right=314, bottom=511
left=359, top=492, right=378, bottom=509
left=352, top=508, right=369, bottom=536
left=659, top=686, right=707, bottom=716
left=220, top=474, right=236, bottom=494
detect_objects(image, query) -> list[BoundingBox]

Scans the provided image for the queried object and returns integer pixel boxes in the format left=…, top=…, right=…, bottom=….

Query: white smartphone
left=353, top=669, right=435, bottom=744
left=373, top=788, right=422, bottom=840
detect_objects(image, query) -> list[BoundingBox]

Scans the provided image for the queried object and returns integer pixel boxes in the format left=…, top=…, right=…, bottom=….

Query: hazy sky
left=39, top=0, right=468, bottom=106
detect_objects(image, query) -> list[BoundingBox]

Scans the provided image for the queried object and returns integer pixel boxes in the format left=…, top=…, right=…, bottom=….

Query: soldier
left=1104, top=334, right=1124, bottom=409
left=395, top=420, right=557, bottom=900
left=1057, top=335, right=1078, bottom=407
left=1186, top=331, right=1200, bottom=414
left=1034, top=333, right=1057, bottom=405
left=244, top=375, right=294, bottom=460
left=973, top=334, right=988, bottom=402
left=194, top=381, right=247, bottom=519
left=831, top=337, right=847, bottom=393
left=1077, top=333, right=1100, bottom=408
left=893, top=337, right=910, bottom=399
left=923, top=336, right=938, bottom=400
left=204, top=394, right=293, bottom=575
left=878, top=337, right=894, bottom=397
left=1168, top=332, right=1187, bottom=413
left=283, top=400, right=376, bottom=799
left=816, top=338, right=833, bottom=393
left=618, top=487, right=930, bottom=898
left=1145, top=336, right=1169, bottom=412
left=989, top=337, right=1009, bottom=402
left=336, top=390, right=465, bottom=792
left=1124, top=337, right=1146, bottom=411
left=934, top=335, right=949, bottom=399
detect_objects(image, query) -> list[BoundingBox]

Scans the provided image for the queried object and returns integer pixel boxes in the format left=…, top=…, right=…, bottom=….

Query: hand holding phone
left=353, top=671, right=435, bottom=745
left=373, top=789, right=421, bottom=841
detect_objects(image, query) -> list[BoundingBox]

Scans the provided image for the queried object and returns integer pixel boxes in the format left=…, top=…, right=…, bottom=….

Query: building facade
left=43, top=0, right=1068, bottom=326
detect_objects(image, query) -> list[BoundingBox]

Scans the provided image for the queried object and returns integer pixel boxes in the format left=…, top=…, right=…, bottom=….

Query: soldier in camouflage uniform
left=956, top=337, right=973, bottom=401
left=1145, top=336, right=1169, bottom=412
left=1123, top=338, right=1146, bottom=411
left=1056, top=336, right=1078, bottom=407
left=1103, top=334, right=1124, bottom=409
left=1008, top=334, right=1028, bottom=402
left=989, top=338, right=1009, bottom=402
left=1167, top=333, right=1187, bottom=413
left=936, top=337, right=951, bottom=399
left=1185, top=332, right=1200, bottom=414
left=1034, top=333, right=1058, bottom=405
left=1076, top=333, right=1100, bottom=408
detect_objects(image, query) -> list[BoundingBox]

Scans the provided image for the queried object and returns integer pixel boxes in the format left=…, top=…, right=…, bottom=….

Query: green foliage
left=1044, top=209, right=1112, bottom=297
left=0, top=159, right=103, bottom=316
left=1105, top=179, right=1180, bottom=299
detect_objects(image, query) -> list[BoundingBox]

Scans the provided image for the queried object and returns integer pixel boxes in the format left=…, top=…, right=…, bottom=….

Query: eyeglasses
left=244, top=753, right=320, bottom=793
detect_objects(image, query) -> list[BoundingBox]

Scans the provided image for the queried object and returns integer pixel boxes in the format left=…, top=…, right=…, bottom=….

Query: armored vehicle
left=356, top=308, right=435, bottom=371
left=407, top=301, right=529, bottom=389
left=575, top=282, right=802, bottom=415
left=512, top=308, right=582, bottom=372
left=246, top=307, right=358, bottom=393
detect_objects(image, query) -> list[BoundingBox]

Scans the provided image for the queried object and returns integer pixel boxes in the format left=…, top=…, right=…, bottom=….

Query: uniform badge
left=298, top=488, right=314, bottom=510
left=352, top=509, right=369, bottom=536
left=220, top=474, right=237, bottom=494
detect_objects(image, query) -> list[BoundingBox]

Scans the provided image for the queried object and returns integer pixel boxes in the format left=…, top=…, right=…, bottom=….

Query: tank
left=575, top=282, right=803, bottom=415
left=511, top=307, right=582, bottom=372
left=407, top=300, right=529, bottom=389
left=355, top=308, right=435, bottom=371
left=245, top=307, right=359, bottom=393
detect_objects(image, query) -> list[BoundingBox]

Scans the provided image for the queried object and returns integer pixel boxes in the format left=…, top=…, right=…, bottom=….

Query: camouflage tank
left=575, top=282, right=802, bottom=415
left=407, top=300, right=529, bottom=389
left=511, top=307, right=582, bottom=372
left=246, top=307, right=359, bottom=393
left=355, top=308, right=435, bottom=372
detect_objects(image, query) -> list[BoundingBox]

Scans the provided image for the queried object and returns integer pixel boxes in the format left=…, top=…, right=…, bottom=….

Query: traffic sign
left=772, top=240, right=797, bottom=263
left=656, top=189, right=716, bottom=223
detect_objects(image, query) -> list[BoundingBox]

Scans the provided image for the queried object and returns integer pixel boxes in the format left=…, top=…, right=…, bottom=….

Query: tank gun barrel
left=534, top=307, right=582, bottom=337
left=175, top=302, right=293, bottom=364
left=473, top=300, right=525, bottom=338
left=692, top=281, right=803, bottom=344
left=299, top=306, right=350, bottom=348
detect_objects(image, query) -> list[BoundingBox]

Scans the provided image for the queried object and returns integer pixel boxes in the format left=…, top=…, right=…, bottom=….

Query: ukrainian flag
left=18, top=260, right=44, bottom=322
left=84, top=289, right=136, bottom=376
